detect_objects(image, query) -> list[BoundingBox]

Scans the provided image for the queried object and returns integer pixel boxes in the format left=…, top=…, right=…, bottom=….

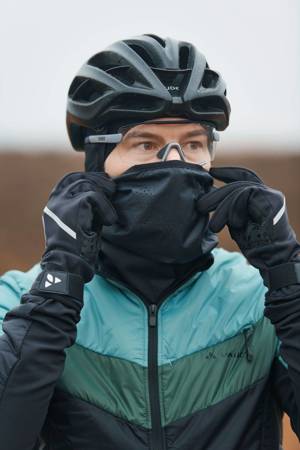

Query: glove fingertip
left=209, top=217, right=225, bottom=234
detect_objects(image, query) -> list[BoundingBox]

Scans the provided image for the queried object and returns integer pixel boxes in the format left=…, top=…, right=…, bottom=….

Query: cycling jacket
left=0, top=248, right=299, bottom=450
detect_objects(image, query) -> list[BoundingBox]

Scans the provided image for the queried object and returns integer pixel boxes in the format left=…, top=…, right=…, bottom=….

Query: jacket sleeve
left=0, top=266, right=83, bottom=450
left=265, top=284, right=300, bottom=441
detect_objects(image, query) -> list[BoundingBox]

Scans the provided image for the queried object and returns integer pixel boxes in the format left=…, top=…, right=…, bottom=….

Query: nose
left=156, top=143, right=186, bottom=162
left=166, top=147, right=182, bottom=161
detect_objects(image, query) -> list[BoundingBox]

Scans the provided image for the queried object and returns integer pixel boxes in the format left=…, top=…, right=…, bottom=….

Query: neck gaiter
left=98, top=160, right=218, bottom=304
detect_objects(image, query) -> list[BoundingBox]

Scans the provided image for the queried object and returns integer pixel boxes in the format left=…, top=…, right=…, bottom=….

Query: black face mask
left=98, top=160, right=218, bottom=304
left=102, top=160, right=218, bottom=263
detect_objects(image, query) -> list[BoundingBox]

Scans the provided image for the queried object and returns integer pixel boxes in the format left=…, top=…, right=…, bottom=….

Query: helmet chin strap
left=156, top=142, right=208, bottom=167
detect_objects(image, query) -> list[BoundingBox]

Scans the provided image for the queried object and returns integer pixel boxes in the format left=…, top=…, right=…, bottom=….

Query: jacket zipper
left=148, top=303, right=165, bottom=450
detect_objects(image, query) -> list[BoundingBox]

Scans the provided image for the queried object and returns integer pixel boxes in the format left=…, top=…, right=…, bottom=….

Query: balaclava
left=84, top=122, right=125, bottom=172
left=84, top=121, right=218, bottom=305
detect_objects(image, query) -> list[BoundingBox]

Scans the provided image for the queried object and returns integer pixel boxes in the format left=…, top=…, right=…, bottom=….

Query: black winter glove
left=30, top=171, right=118, bottom=300
left=197, top=166, right=300, bottom=291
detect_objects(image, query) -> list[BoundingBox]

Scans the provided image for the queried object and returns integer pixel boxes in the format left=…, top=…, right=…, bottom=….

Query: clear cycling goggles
left=84, top=120, right=220, bottom=166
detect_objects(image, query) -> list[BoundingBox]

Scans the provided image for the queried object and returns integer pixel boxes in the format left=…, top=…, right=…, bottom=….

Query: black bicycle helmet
left=66, top=34, right=231, bottom=153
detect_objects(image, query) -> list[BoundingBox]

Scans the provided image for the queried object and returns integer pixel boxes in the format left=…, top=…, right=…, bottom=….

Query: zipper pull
left=149, top=304, right=157, bottom=327
left=243, top=327, right=254, bottom=362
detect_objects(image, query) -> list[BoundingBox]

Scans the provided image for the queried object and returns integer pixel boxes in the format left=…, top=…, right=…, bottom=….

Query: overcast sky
left=0, top=0, right=299, bottom=151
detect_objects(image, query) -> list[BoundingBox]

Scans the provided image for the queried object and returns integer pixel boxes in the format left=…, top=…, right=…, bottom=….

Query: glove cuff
left=30, top=270, right=84, bottom=301
left=264, top=262, right=300, bottom=291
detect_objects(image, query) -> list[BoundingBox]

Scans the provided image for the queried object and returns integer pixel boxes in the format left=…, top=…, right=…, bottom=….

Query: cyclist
left=0, top=34, right=299, bottom=450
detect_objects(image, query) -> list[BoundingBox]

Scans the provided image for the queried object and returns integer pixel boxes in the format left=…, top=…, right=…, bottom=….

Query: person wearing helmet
left=0, top=34, right=300, bottom=450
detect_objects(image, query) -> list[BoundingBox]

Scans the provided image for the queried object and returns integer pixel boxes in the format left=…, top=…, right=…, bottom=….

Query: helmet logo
left=167, top=86, right=180, bottom=91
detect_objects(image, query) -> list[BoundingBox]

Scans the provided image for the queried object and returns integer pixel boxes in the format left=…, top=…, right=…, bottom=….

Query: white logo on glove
left=45, top=273, right=62, bottom=288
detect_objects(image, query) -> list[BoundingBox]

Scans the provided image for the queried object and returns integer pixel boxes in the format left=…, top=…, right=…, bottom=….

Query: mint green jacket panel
left=76, top=275, right=149, bottom=367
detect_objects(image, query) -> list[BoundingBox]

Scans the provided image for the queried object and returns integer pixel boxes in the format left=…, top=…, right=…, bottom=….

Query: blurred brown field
left=0, top=150, right=299, bottom=449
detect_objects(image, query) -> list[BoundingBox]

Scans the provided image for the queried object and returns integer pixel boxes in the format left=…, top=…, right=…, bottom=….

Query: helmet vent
left=106, top=65, right=152, bottom=88
left=144, top=34, right=166, bottom=47
left=106, top=66, right=135, bottom=85
left=190, top=96, right=228, bottom=130
left=127, top=44, right=155, bottom=66
left=192, top=96, right=225, bottom=112
left=201, top=70, right=219, bottom=89
left=110, top=93, right=162, bottom=112
left=71, top=79, right=110, bottom=103
left=88, top=51, right=128, bottom=72
left=179, top=46, right=190, bottom=69
left=69, top=76, right=85, bottom=96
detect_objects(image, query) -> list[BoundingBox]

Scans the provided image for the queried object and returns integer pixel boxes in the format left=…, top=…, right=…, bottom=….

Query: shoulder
left=211, top=246, right=260, bottom=275
left=201, top=247, right=268, bottom=325
left=211, top=247, right=266, bottom=293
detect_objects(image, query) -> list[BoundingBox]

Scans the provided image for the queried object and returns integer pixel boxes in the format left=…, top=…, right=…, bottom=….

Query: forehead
left=123, top=118, right=207, bottom=138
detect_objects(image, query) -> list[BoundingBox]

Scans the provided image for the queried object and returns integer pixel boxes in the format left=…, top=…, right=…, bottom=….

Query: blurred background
left=0, top=0, right=299, bottom=447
